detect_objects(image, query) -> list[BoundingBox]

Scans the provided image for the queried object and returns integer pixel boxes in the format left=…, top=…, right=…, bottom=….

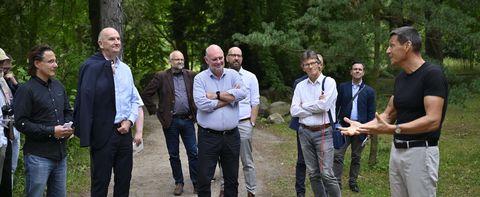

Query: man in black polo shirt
left=14, top=45, right=74, bottom=196
left=341, top=26, right=448, bottom=197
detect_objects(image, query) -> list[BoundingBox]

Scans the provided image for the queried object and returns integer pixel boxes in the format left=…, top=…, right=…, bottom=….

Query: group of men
left=0, top=25, right=448, bottom=197
left=290, top=26, right=448, bottom=197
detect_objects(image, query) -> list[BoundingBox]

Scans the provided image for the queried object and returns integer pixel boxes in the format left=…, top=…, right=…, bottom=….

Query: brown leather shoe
left=218, top=190, right=224, bottom=197
left=174, top=183, right=183, bottom=196
left=247, top=191, right=255, bottom=197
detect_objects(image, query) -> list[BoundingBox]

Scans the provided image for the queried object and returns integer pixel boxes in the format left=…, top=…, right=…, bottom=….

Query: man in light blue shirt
left=193, top=44, right=247, bottom=197
left=74, top=27, right=142, bottom=196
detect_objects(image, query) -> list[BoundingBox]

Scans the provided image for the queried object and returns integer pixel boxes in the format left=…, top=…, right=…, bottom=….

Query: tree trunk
left=89, top=0, right=124, bottom=55
left=367, top=1, right=383, bottom=166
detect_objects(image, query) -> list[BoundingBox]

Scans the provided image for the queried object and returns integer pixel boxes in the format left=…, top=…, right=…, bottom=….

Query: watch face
left=395, top=125, right=401, bottom=134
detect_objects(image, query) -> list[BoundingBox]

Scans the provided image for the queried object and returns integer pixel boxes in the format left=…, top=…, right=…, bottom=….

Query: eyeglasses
left=44, top=59, right=58, bottom=65
left=227, top=54, right=242, bottom=58
left=302, top=61, right=318, bottom=67
left=171, top=58, right=184, bottom=61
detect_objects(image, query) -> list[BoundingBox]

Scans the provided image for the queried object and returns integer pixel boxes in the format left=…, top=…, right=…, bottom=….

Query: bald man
left=193, top=44, right=247, bottom=197
left=218, top=47, right=259, bottom=197
left=142, top=50, right=198, bottom=195
left=74, top=27, right=142, bottom=197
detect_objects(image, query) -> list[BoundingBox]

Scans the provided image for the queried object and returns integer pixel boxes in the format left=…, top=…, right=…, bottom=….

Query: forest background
left=1, top=0, right=479, bottom=196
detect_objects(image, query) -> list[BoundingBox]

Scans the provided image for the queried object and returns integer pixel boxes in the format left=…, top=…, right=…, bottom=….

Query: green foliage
left=260, top=93, right=480, bottom=196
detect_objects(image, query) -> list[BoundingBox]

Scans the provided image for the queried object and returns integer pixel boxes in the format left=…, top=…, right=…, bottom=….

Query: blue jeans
left=164, top=118, right=198, bottom=185
left=299, top=126, right=341, bottom=197
left=24, top=154, right=67, bottom=197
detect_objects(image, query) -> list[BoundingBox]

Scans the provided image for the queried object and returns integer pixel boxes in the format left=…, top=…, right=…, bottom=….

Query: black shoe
left=349, top=184, right=360, bottom=193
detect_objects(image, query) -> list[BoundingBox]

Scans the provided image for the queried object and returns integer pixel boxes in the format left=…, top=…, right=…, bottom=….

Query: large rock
left=268, top=101, right=290, bottom=116
left=259, top=96, right=270, bottom=118
left=267, top=113, right=285, bottom=124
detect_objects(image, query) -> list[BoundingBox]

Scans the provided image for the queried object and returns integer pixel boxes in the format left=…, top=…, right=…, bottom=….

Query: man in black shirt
left=341, top=26, right=448, bottom=197
left=14, top=45, right=74, bottom=196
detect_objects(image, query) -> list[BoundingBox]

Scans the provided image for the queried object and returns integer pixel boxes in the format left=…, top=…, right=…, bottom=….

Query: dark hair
left=301, top=50, right=323, bottom=65
left=351, top=62, right=365, bottom=69
left=28, top=44, right=53, bottom=76
left=390, top=26, right=422, bottom=53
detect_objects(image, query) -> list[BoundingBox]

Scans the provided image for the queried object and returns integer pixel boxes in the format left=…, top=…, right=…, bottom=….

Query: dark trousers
left=90, top=128, right=133, bottom=197
left=295, top=131, right=306, bottom=195
left=0, top=133, right=12, bottom=197
left=163, top=118, right=198, bottom=185
left=333, top=134, right=365, bottom=186
left=197, top=127, right=240, bottom=197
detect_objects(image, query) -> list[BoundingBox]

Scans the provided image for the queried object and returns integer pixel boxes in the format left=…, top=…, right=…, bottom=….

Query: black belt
left=239, top=117, right=250, bottom=122
left=200, top=126, right=236, bottom=135
left=394, top=139, right=438, bottom=149
left=172, top=114, right=191, bottom=119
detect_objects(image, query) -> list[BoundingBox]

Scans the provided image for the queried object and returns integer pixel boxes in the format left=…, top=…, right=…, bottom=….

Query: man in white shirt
left=218, top=47, right=260, bottom=197
left=290, top=50, right=341, bottom=197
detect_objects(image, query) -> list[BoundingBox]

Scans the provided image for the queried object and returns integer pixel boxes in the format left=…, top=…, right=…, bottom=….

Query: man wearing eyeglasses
left=14, top=45, right=74, bottom=196
left=290, top=50, right=341, bottom=197
left=142, top=50, right=198, bottom=195
left=217, top=47, right=259, bottom=197
left=193, top=44, right=247, bottom=197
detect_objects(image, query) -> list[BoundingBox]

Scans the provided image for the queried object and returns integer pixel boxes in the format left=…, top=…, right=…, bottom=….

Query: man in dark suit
left=141, top=50, right=198, bottom=196
left=333, top=63, right=375, bottom=193
left=74, top=27, right=142, bottom=197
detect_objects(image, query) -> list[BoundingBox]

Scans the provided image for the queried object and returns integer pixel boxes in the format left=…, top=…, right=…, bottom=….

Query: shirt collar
left=33, top=76, right=51, bottom=87
left=208, top=67, right=226, bottom=79
left=307, top=73, right=324, bottom=85
left=351, top=80, right=363, bottom=87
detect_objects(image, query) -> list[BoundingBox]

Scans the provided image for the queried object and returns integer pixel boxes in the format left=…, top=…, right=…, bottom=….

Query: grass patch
left=260, top=93, right=480, bottom=196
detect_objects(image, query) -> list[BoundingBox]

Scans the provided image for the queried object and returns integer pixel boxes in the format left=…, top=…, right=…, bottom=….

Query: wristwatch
left=216, top=91, right=220, bottom=100
left=395, top=124, right=401, bottom=134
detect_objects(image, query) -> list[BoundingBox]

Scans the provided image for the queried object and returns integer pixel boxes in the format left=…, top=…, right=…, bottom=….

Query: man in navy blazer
left=74, top=27, right=141, bottom=197
left=333, top=63, right=375, bottom=193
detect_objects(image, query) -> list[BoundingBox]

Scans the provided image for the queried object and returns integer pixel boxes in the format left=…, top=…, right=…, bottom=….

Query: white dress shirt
left=238, top=67, right=260, bottom=120
left=290, top=74, right=337, bottom=126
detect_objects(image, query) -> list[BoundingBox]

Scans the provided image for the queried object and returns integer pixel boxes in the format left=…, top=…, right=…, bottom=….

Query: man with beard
left=218, top=47, right=259, bottom=197
left=142, top=50, right=198, bottom=195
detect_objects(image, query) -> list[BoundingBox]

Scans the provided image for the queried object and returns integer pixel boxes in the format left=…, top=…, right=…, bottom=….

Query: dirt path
left=109, top=112, right=288, bottom=196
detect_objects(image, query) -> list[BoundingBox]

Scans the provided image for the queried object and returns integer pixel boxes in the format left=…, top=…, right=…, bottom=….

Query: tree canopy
left=0, top=0, right=478, bottom=99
